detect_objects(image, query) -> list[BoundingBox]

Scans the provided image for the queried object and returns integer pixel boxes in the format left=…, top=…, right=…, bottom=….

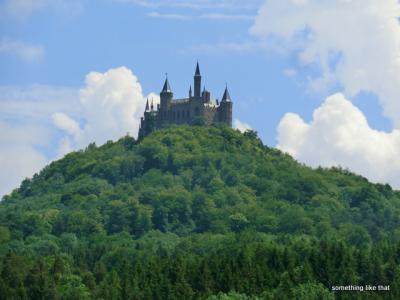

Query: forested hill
left=1, top=125, right=400, bottom=299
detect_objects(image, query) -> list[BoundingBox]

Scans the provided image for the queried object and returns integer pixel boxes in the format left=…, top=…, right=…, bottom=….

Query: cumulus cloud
left=53, top=67, right=157, bottom=150
left=277, top=93, right=400, bottom=188
left=1, top=67, right=156, bottom=198
left=251, top=0, right=400, bottom=127
left=0, top=39, right=44, bottom=62
left=234, top=119, right=252, bottom=132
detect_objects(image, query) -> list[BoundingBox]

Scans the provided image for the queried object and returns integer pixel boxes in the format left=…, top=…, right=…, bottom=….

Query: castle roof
left=162, top=77, right=172, bottom=93
left=222, top=86, right=231, bottom=102
left=195, top=62, right=201, bottom=76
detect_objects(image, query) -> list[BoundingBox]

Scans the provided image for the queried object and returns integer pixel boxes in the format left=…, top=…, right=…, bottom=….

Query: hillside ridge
left=1, top=124, right=399, bottom=299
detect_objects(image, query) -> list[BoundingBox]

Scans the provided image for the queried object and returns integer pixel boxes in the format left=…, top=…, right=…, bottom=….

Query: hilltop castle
left=138, top=62, right=233, bottom=139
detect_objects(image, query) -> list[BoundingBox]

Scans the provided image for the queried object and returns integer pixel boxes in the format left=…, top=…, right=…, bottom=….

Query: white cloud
left=283, top=68, right=297, bottom=78
left=251, top=0, right=400, bottom=128
left=200, top=13, right=253, bottom=21
left=0, top=121, right=49, bottom=197
left=234, top=119, right=252, bottom=132
left=277, top=93, right=400, bottom=188
left=2, top=0, right=50, bottom=17
left=54, top=67, right=157, bottom=149
left=1, top=0, right=82, bottom=20
left=52, top=112, right=81, bottom=137
left=115, top=0, right=262, bottom=10
left=0, top=85, right=80, bottom=120
left=0, top=39, right=44, bottom=62
left=0, top=67, right=156, bottom=198
left=56, top=136, right=74, bottom=158
left=183, top=40, right=267, bottom=55
left=0, top=85, right=79, bottom=197
left=147, top=11, right=192, bottom=20
left=147, top=11, right=254, bottom=21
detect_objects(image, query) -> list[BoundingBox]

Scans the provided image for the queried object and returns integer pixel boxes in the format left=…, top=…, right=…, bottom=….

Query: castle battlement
left=138, top=62, right=233, bottom=139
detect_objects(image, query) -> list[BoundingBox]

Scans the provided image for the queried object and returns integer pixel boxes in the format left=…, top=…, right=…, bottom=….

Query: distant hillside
left=1, top=125, right=399, bottom=299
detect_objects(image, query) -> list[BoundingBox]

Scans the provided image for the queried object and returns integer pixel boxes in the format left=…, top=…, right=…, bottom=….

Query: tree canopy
left=1, top=124, right=399, bottom=299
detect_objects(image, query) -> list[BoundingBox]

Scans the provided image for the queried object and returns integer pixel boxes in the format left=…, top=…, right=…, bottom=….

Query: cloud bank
left=251, top=0, right=400, bottom=128
left=249, top=0, right=400, bottom=188
left=277, top=93, right=400, bottom=188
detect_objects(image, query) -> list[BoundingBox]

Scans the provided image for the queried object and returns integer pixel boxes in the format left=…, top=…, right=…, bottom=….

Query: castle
left=138, top=62, right=233, bottom=139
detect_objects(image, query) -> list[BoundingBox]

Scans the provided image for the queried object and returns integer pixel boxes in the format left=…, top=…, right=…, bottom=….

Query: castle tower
left=160, top=76, right=173, bottom=120
left=222, top=85, right=231, bottom=102
left=194, top=62, right=201, bottom=98
left=219, top=85, right=233, bottom=127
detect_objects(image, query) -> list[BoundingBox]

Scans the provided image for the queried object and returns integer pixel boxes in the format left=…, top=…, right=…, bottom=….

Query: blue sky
left=1, top=0, right=400, bottom=196
left=0, top=0, right=315, bottom=144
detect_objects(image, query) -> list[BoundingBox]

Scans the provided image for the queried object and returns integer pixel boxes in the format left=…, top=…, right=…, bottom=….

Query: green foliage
left=207, top=291, right=260, bottom=299
left=229, top=213, right=249, bottom=233
left=1, top=125, right=400, bottom=299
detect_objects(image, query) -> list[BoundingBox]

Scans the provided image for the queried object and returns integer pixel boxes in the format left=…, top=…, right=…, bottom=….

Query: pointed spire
left=195, top=61, right=201, bottom=76
left=145, top=98, right=149, bottom=111
left=189, top=85, right=192, bottom=97
left=162, top=73, right=172, bottom=93
left=151, top=98, right=154, bottom=111
left=222, top=85, right=231, bottom=102
left=194, top=61, right=201, bottom=98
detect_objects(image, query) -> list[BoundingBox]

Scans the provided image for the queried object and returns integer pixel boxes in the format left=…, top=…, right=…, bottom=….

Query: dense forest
left=1, top=124, right=400, bottom=299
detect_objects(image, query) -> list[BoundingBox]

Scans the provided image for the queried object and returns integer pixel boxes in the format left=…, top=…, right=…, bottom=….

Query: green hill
left=1, top=125, right=399, bottom=299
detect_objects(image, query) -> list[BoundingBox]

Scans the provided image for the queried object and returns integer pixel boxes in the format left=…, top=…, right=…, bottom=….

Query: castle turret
left=219, top=85, right=233, bottom=127
left=145, top=98, right=149, bottom=111
left=194, top=62, right=201, bottom=98
left=189, top=85, right=192, bottom=98
left=221, top=85, right=231, bottom=102
left=160, top=76, right=173, bottom=119
left=161, top=76, right=172, bottom=93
